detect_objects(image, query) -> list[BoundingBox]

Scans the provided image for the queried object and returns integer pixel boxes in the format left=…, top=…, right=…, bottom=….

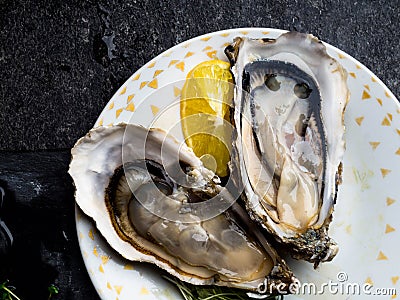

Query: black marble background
left=0, top=1, right=399, bottom=299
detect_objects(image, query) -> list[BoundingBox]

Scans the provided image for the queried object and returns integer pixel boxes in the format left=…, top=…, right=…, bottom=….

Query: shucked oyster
left=225, top=32, right=349, bottom=265
left=69, top=123, right=295, bottom=291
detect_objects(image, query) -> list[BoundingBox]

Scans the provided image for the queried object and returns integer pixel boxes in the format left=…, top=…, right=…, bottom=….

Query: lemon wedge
left=180, top=60, right=234, bottom=177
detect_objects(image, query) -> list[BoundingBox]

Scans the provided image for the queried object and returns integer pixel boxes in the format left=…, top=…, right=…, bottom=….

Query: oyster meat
left=69, top=123, right=296, bottom=291
left=225, top=32, right=349, bottom=265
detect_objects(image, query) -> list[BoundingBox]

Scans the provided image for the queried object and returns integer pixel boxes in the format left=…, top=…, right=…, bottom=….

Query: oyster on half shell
left=69, top=123, right=296, bottom=292
left=225, top=32, right=349, bottom=265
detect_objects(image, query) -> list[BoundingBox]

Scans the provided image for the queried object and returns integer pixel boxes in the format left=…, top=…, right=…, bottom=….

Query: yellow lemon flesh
left=180, top=60, right=234, bottom=178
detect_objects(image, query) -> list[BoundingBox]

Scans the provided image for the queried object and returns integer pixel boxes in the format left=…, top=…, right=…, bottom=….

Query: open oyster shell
left=69, top=123, right=296, bottom=292
left=225, top=32, right=349, bottom=266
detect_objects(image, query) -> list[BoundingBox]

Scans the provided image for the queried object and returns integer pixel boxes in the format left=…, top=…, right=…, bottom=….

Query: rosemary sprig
left=163, top=276, right=284, bottom=300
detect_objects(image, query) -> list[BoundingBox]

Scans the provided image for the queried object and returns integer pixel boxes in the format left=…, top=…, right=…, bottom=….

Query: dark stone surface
left=0, top=0, right=399, bottom=151
left=0, top=151, right=98, bottom=299
left=0, top=1, right=399, bottom=299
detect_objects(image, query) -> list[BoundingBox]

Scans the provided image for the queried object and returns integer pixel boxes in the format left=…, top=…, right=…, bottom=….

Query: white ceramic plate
left=75, top=28, right=400, bottom=300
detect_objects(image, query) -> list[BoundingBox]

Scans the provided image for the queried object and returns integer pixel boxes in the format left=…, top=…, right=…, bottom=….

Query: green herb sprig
left=163, top=276, right=284, bottom=300
left=47, top=284, right=59, bottom=300
left=0, top=280, right=21, bottom=300
left=0, top=281, right=59, bottom=300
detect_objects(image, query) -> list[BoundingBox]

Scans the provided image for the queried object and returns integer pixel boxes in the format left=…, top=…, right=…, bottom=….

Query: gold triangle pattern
left=114, top=286, right=123, bottom=295
left=140, top=287, right=150, bottom=295
left=151, top=105, right=160, bottom=116
left=123, top=264, right=134, bottom=270
left=127, top=94, right=134, bottom=103
left=147, top=61, right=156, bottom=68
left=386, top=197, right=396, bottom=206
left=175, top=61, right=185, bottom=71
left=202, top=46, right=213, bottom=52
left=96, top=287, right=102, bottom=295
left=132, top=73, right=141, bottom=81
left=99, top=264, right=104, bottom=273
left=369, top=141, right=380, bottom=150
left=365, top=277, right=374, bottom=286
left=168, top=60, right=178, bottom=67
left=153, top=70, right=163, bottom=78
left=101, top=255, right=110, bottom=264
left=119, top=86, right=127, bottom=95
left=88, top=229, right=95, bottom=240
left=362, top=90, right=371, bottom=100
left=148, top=78, right=158, bottom=89
left=381, top=116, right=391, bottom=126
left=140, top=81, right=148, bottom=89
left=207, top=50, right=217, bottom=58
left=355, top=116, right=364, bottom=126
left=116, top=108, right=123, bottom=118
left=126, top=102, right=135, bottom=112
left=174, top=86, right=181, bottom=97
left=385, top=224, right=395, bottom=233
left=184, top=52, right=194, bottom=58
left=377, top=251, right=388, bottom=260
left=380, top=168, right=391, bottom=178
